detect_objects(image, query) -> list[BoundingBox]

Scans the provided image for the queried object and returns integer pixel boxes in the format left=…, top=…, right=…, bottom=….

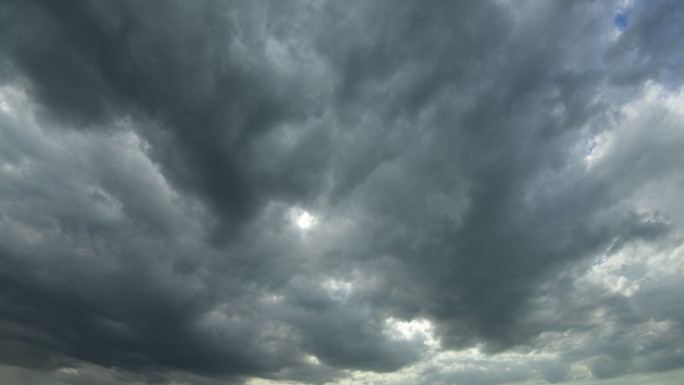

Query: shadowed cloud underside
left=1, top=0, right=684, bottom=384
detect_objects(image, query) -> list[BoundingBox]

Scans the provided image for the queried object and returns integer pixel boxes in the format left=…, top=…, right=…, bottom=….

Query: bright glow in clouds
left=385, top=317, right=439, bottom=348
left=57, top=367, right=79, bottom=376
left=289, top=207, right=317, bottom=230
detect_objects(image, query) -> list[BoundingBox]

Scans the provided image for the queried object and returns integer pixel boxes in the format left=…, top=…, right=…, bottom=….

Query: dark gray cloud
left=1, top=0, right=684, bottom=384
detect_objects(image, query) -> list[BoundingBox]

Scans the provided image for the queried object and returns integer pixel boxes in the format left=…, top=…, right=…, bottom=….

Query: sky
left=1, top=1, right=684, bottom=385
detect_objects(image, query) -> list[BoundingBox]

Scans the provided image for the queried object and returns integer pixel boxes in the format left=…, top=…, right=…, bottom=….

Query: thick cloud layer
left=1, top=1, right=684, bottom=384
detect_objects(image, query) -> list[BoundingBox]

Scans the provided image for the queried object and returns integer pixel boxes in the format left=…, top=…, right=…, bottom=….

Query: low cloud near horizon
left=1, top=1, right=684, bottom=384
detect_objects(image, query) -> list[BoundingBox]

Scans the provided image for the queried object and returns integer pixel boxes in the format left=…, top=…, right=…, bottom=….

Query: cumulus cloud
left=1, top=0, right=684, bottom=384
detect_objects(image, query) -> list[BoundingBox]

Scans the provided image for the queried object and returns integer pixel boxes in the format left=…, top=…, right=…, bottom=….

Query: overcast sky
left=1, top=1, right=684, bottom=384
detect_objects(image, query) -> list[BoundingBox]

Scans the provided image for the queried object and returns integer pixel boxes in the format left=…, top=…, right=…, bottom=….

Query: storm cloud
left=1, top=0, right=684, bottom=384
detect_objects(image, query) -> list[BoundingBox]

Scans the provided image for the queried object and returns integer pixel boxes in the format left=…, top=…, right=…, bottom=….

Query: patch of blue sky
left=613, top=13, right=628, bottom=30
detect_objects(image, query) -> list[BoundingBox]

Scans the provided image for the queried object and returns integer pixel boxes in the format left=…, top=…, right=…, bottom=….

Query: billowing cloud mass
left=1, top=0, right=684, bottom=384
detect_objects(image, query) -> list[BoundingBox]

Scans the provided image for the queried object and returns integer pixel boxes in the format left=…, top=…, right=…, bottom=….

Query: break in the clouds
left=1, top=0, right=684, bottom=384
